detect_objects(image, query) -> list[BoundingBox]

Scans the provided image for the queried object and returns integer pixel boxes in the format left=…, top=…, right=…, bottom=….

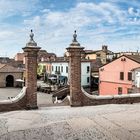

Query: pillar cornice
left=22, top=46, right=41, bottom=57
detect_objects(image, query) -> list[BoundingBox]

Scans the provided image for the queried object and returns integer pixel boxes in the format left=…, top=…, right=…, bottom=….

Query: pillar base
left=71, top=104, right=83, bottom=107
left=26, top=105, right=38, bottom=110
left=70, top=102, right=83, bottom=107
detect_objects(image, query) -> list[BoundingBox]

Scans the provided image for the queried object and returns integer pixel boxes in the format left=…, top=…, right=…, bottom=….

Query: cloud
left=24, top=16, right=41, bottom=31
left=43, top=2, right=133, bottom=32
left=22, top=1, right=140, bottom=55
left=128, top=7, right=135, bottom=15
left=0, top=0, right=40, bottom=18
left=0, top=31, right=15, bottom=40
left=0, top=1, right=140, bottom=57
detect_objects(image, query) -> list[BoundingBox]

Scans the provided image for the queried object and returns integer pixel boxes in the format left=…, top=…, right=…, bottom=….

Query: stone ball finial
left=73, top=30, right=77, bottom=42
left=30, top=29, right=34, bottom=41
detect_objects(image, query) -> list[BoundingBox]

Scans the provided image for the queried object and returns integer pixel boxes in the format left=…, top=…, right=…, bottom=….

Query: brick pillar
left=66, top=31, right=84, bottom=106
left=22, top=30, right=41, bottom=109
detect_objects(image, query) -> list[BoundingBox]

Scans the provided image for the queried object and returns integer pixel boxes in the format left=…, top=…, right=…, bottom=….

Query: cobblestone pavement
left=0, top=88, right=53, bottom=106
left=0, top=104, right=140, bottom=139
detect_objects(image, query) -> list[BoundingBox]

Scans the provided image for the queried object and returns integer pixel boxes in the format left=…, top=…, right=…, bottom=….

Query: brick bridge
left=0, top=30, right=140, bottom=112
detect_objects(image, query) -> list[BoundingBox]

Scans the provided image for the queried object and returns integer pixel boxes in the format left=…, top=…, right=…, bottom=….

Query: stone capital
left=66, top=47, right=84, bottom=57
left=22, top=46, right=41, bottom=57
left=22, top=46, right=41, bottom=52
left=66, top=46, right=84, bottom=51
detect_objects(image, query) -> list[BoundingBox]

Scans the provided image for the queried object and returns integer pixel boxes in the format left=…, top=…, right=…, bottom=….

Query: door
left=6, top=75, right=14, bottom=87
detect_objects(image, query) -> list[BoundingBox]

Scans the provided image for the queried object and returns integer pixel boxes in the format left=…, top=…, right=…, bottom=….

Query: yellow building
left=85, top=45, right=113, bottom=64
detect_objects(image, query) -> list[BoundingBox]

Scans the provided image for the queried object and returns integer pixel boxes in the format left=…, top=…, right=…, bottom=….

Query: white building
left=41, top=60, right=91, bottom=86
left=51, top=61, right=91, bottom=86
left=132, top=67, right=140, bottom=92
left=51, top=62, right=68, bottom=77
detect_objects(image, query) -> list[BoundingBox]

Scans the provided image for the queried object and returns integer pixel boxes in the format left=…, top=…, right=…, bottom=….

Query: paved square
left=0, top=88, right=53, bottom=107
left=0, top=104, right=140, bottom=139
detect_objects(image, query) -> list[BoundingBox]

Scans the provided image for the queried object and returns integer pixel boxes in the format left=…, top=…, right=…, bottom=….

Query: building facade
left=39, top=60, right=91, bottom=86
left=14, top=50, right=56, bottom=64
left=84, top=45, right=114, bottom=64
left=14, top=53, right=25, bottom=61
left=0, top=64, right=24, bottom=87
left=113, top=51, right=140, bottom=59
left=132, top=67, right=140, bottom=93
left=99, top=55, right=140, bottom=95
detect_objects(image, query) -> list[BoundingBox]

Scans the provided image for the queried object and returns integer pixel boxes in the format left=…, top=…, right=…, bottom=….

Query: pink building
left=14, top=53, right=25, bottom=61
left=99, top=55, right=140, bottom=95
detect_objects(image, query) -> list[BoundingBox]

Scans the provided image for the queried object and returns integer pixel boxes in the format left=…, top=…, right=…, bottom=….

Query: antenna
left=137, top=46, right=139, bottom=52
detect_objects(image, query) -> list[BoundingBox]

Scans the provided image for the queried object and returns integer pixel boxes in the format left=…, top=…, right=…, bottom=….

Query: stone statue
left=73, top=30, right=77, bottom=42
left=26, top=29, right=37, bottom=47
left=30, top=29, right=34, bottom=42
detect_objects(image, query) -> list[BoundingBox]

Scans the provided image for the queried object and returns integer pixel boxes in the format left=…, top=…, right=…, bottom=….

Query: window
left=43, top=66, right=46, bottom=73
left=118, top=87, right=122, bottom=95
left=52, top=66, right=53, bottom=71
left=102, top=59, right=105, bottom=62
left=58, top=66, right=60, bottom=72
left=120, top=72, right=124, bottom=80
left=127, top=88, right=132, bottom=94
left=128, top=72, right=132, bottom=81
left=41, top=57, right=44, bottom=62
left=87, top=77, right=90, bottom=83
left=66, top=66, right=68, bottom=73
left=97, top=54, right=100, bottom=57
left=61, top=66, right=63, bottom=72
left=87, top=66, right=90, bottom=73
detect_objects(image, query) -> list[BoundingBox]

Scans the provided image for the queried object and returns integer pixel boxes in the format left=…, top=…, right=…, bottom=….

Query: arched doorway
left=6, top=75, right=14, bottom=87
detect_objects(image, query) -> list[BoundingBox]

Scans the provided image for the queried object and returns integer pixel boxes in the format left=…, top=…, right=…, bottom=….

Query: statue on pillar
left=73, top=30, right=77, bottom=42
left=30, top=29, right=34, bottom=42
left=26, top=29, right=37, bottom=47
left=70, top=30, right=80, bottom=46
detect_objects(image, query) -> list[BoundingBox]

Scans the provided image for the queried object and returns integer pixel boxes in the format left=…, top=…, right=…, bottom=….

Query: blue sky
left=0, top=0, right=140, bottom=57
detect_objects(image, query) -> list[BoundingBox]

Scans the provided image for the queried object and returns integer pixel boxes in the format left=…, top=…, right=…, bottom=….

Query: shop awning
left=59, top=76, right=67, bottom=81
left=16, top=79, right=24, bottom=82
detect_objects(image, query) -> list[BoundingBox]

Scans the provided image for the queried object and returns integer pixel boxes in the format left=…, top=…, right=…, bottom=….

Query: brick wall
left=67, top=47, right=85, bottom=106
left=0, top=87, right=26, bottom=112
left=69, top=49, right=83, bottom=106
left=82, top=87, right=140, bottom=106
left=0, top=96, right=26, bottom=112
left=24, top=48, right=39, bottom=109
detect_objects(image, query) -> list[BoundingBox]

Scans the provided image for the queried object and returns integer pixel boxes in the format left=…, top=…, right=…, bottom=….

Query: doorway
left=6, top=75, right=14, bottom=87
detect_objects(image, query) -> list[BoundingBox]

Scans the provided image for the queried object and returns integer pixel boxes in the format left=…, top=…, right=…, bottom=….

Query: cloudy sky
left=0, top=0, right=140, bottom=57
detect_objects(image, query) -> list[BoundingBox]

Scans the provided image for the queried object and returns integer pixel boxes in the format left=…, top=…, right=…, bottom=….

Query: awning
left=16, top=79, right=24, bottom=82
left=93, top=75, right=99, bottom=78
left=59, top=76, right=67, bottom=81
left=48, top=77, right=57, bottom=80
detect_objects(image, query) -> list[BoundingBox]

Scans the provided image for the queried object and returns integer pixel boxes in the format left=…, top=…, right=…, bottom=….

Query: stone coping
left=81, top=87, right=140, bottom=100
left=0, top=87, right=26, bottom=104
